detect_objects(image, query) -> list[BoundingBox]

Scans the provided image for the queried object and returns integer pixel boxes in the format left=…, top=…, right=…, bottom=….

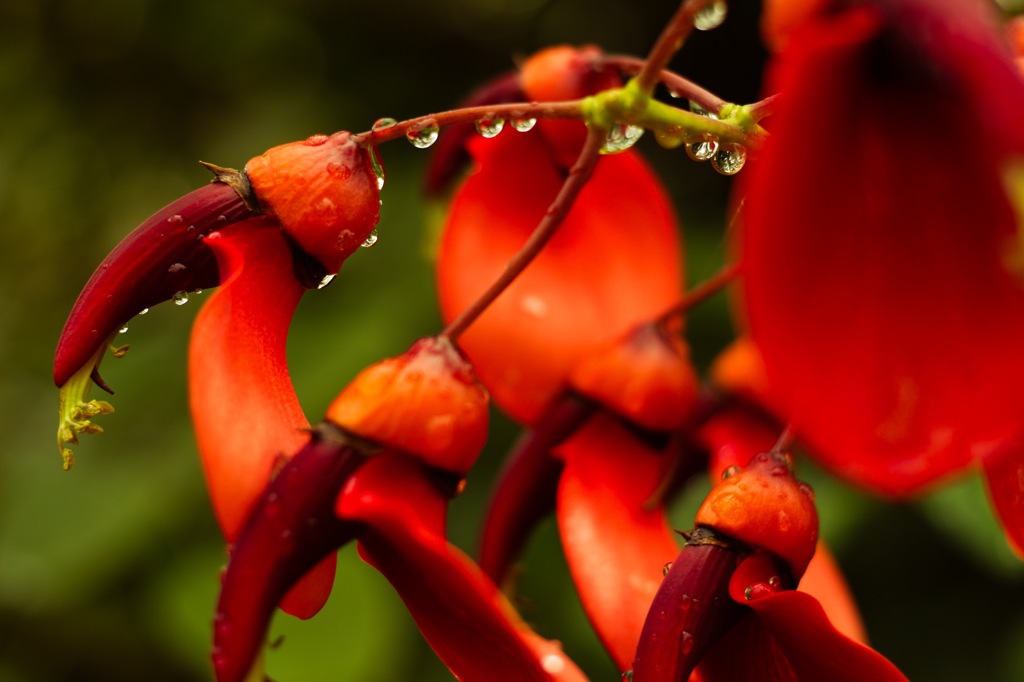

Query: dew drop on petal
left=138, top=308, right=149, bottom=315
left=601, top=123, right=644, bottom=154
left=317, top=274, right=336, bottom=290
left=680, top=631, right=694, bottom=655
left=721, top=464, right=740, bottom=480
left=541, top=654, right=566, bottom=674
left=511, top=117, right=537, bottom=132
left=686, top=135, right=719, bottom=161
left=475, top=116, right=505, bottom=138
left=712, top=144, right=747, bottom=175
left=173, top=291, right=189, bottom=306
left=304, top=133, right=330, bottom=146
left=406, top=123, right=439, bottom=149
left=119, top=325, right=128, bottom=334
left=621, top=671, right=634, bottom=681
left=361, top=228, right=379, bottom=248
left=168, top=262, right=186, bottom=273
left=372, top=117, right=398, bottom=131
left=662, top=561, right=674, bottom=576
left=693, top=1, right=727, bottom=31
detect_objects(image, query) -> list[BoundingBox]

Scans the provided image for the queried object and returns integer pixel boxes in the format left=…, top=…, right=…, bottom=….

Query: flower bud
left=245, top=131, right=381, bottom=273
left=325, top=337, right=489, bottom=475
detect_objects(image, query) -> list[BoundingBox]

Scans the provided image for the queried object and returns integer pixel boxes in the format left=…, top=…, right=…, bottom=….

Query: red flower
left=737, top=0, right=1024, bottom=518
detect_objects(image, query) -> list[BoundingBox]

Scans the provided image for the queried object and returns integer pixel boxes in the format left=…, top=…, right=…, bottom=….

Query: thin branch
left=351, top=101, right=585, bottom=147
left=633, top=0, right=718, bottom=95
left=657, top=262, right=742, bottom=325
left=439, top=127, right=606, bottom=344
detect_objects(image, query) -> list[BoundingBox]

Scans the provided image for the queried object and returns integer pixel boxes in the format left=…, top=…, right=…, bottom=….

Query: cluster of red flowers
left=54, top=0, right=1024, bottom=680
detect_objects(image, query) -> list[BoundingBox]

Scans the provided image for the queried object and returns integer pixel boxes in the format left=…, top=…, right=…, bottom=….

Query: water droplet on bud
left=370, top=148, right=385, bottom=190
left=680, top=631, right=694, bottom=655
left=798, top=481, right=816, bottom=501
left=601, top=123, right=644, bottom=154
left=662, top=561, right=674, bottom=576
left=693, top=1, right=727, bottom=31
left=168, top=262, right=186, bottom=273
left=712, top=144, right=747, bottom=175
left=406, top=123, right=439, bottom=149
left=173, top=291, right=189, bottom=305
left=139, top=308, right=149, bottom=315
left=119, top=325, right=128, bottom=334
left=475, top=116, right=505, bottom=138
left=361, top=228, right=379, bottom=248
left=304, top=134, right=329, bottom=146
left=511, top=117, right=537, bottom=132
left=317, top=274, right=336, bottom=290
left=722, top=464, right=740, bottom=480
left=372, top=117, right=398, bottom=131
left=686, top=135, right=719, bottom=161
left=621, top=671, right=634, bottom=681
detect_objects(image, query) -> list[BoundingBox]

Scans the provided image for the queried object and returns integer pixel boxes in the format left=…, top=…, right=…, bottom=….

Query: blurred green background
left=2, top=0, right=1024, bottom=680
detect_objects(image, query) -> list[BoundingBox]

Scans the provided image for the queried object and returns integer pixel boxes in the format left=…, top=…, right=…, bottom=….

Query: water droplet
left=406, top=123, right=439, bottom=149
left=654, top=126, right=686, bottom=149
left=167, top=214, right=184, bottom=225
left=768, top=575, right=781, bottom=588
left=361, top=228, right=379, bottom=248
left=475, top=116, right=505, bottom=138
left=601, top=123, right=644, bottom=154
left=213, top=613, right=231, bottom=639
left=370, top=148, right=385, bottom=190
left=721, top=464, right=740, bottom=480
left=138, top=308, right=149, bottom=315
left=511, top=117, right=537, bottom=132
left=798, top=481, right=816, bottom=501
left=686, top=135, right=719, bottom=161
left=168, top=262, right=186, bottom=273
left=693, top=1, right=727, bottom=31
left=621, top=671, right=634, bottom=681
left=662, top=561, right=674, bottom=576
left=372, top=117, right=398, bottom=131
left=305, top=133, right=329, bottom=146
left=193, top=288, right=203, bottom=295
left=679, top=594, right=694, bottom=613
left=712, top=144, right=747, bottom=175
left=680, top=630, right=694, bottom=655
left=744, top=582, right=772, bottom=601
left=317, top=274, right=336, bottom=290
left=119, top=325, right=128, bottom=334
left=173, top=291, right=189, bottom=306
left=455, top=478, right=468, bottom=496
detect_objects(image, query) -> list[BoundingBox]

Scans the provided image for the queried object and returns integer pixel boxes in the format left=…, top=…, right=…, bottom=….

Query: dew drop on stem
left=173, top=291, right=189, bottom=305
left=475, top=116, right=505, bottom=138
left=687, top=135, right=719, bottom=161
left=601, top=123, right=644, bottom=154
left=511, top=117, right=537, bottom=132
left=406, top=123, right=439, bottom=149
left=693, top=1, right=727, bottom=31
left=372, top=117, right=398, bottom=131
left=712, top=144, right=747, bottom=175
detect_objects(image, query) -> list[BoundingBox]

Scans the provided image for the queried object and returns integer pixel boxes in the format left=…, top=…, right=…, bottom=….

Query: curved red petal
left=189, top=219, right=311, bottom=539
left=726, top=555, right=908, bottom=682
left=55, top=181, right=253, bottom=388
left=739, top=5, right=1024, bottom=495
left=212, top=427, right=365, bottom=682
left=555, top=414, right=679, bottom=670
left=337, top=452, right=588, bottom=682
left=438, top=131, right=682, bottom=425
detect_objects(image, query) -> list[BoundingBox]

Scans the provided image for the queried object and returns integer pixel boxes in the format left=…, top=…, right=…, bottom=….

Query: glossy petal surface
left=556, top=415, right=679, bottom=669
left=739, top=3, right=1024, bottom=495
left=438, top=131, right=682, bottom=424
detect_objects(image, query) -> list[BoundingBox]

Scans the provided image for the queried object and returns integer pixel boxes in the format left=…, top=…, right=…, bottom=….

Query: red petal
left=726, top=555, right=908, bottom=682
left=54, top=181, right=253, bottom=388
left=212, top=429, right=365, bottom=682
left=438, top=131, right=682, bottom=424
left=189, top=220, right=310, bottom=538
left=982, top=431, right=1024, bottom=556
left=556, top=415, right=679, bottom=670
left=739, top=5, right=1024, bottom=495
left=337, top=452, right=588, bottom=682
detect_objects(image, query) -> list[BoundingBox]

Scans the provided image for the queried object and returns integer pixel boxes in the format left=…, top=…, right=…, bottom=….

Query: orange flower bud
left=325, top=337, right=489, bottom=475
left=568, top=322, right=697, bottom=433
left=695, top=451, right=818, bottom=578
left=245, top=131, right=381, bottom=273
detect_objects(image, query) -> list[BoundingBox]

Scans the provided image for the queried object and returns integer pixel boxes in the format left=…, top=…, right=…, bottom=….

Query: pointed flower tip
left=56, top=341, right=117, bottom=469
left=245, top=131, right=382, bottom=273
left=696, top=451, right=818, bottom=579
left=325, top=336, right=489, bottom=475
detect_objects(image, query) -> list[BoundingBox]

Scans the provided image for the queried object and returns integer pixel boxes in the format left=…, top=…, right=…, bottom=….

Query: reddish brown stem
left=352, top=100, right=585, bottom=148
left=603, top=55, right=727, bottom=114
left=633, top=0, right=720, bottom=95
left=439, top=126, right=605, bottom=343
left=658, top=262, right=743, bottom=325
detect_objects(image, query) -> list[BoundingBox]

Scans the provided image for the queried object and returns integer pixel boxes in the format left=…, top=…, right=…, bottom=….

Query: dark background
left=1, top=0, right=1023, bottom=679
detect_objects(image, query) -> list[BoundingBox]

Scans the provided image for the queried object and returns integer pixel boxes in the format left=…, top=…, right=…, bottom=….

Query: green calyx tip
left=57, top=343, right=117, bottom=470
